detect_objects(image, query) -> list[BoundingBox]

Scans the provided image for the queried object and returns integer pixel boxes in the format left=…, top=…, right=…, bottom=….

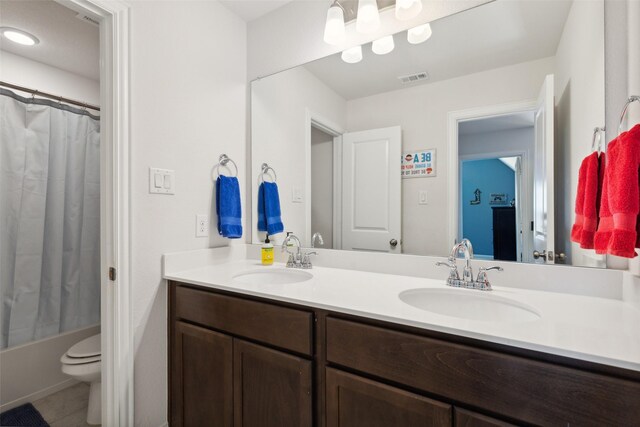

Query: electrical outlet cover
left=196, top=214, right=209, bottom=237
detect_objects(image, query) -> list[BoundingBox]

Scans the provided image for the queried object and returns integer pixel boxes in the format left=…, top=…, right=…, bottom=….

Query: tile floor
left=32, top=383, right=97, bottom=427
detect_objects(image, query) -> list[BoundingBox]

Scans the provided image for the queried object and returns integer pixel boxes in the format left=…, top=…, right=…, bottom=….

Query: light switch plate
left=419, top=190, right=428, bottom=205
left=149, top=168, right=175, bottom=194
left=196, top=214, right=209, bottom=237
left=292, top=186, right=303, bottom=203
left=149, top=168, right=176, bottom=194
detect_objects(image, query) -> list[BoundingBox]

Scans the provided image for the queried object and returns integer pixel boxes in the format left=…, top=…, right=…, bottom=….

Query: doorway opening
left=311, top=126, right=336, bottom=249
left=456, top=111, right=535, bottom=263
left=0, top=0, right=132, bottom=425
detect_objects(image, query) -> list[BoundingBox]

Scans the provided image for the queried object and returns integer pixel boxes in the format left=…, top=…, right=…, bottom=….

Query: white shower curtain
left=0, top=90, right=101, bottom=349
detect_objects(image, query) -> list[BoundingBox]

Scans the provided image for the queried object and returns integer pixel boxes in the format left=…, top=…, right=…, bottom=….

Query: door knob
left=390, top=239, right=398, bottom=247
left=532, top=250, right=547, bottom=260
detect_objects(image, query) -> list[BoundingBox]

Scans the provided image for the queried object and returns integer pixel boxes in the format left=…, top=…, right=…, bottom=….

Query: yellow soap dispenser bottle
left=261, top=235, right=274, bottom=265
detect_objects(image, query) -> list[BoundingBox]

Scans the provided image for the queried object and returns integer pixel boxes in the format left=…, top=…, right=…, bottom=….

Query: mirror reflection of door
left=340, top=126, right=402, bottom=253
left=458, top=111, right=536, bottom=262
left=311, top=125, right=402, bottom=253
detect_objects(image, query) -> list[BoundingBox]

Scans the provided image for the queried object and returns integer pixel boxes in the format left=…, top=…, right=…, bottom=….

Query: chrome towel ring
left=260, top=163, right=277, bottom=183
left=618, top=95, right=640, bottom=136
left=591, top=126, right=606, bottom=153
left=215, top=154, right=238, bottom=178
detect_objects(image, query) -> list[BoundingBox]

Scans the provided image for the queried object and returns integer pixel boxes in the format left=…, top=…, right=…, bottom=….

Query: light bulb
left=341, top=45, right=363, bottom=64
left=395, top=0, right=422, bottom=20
left=323, top=4, right=345, bottom=45
left=407, top=23, right=432, bottom=44
left=1, top=27, right=39, bottom=46
left=356, top=0, right=380, bottom=34
left=372, top=35, right=394, bottom=55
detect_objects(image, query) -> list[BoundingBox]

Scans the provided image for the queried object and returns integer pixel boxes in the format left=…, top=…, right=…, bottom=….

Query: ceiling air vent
left=398, top=71, right=429, bottom=84
left=75, top=13, right=100, bottom=27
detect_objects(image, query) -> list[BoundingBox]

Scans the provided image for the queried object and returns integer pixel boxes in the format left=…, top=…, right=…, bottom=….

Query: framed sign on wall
left=401, top=149, right=436, bottom=178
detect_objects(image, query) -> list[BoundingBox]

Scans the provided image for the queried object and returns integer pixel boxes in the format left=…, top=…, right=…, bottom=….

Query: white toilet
left=61, top=333, right=101, bottom=425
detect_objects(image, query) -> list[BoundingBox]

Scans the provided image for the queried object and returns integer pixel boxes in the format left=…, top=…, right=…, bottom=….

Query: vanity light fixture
left=323, top=0, right=346, bottom=45
left=0, top=27, right=39, bottom=46
left=407, top=22, right=432, bottom=44
left=356, top=0, right=381, bottom=34
left=341, top=45, right=363, bottom=63
left=395, top=0, right=423, bottom=21
left=372, top=35, right=395, bottom=55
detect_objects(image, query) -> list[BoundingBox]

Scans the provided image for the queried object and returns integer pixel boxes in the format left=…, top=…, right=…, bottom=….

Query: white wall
left=0, top=51, right=99, bottom=108
left=554, top=0, right=606, bottom=268
left=128, top=2, right=246, bottom=426
left=251, top=66, right=346, bottom=246
left=346, top=57, right=555, bottom=256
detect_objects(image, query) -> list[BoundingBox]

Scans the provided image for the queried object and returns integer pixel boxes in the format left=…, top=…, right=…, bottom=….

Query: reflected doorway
left=457, top=111, right=535, bottom=262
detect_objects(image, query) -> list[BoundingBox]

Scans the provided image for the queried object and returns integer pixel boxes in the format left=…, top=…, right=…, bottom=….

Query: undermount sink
left=399, top=288, right=540, bottom=322
left=233, top=268, right=313, bottom=285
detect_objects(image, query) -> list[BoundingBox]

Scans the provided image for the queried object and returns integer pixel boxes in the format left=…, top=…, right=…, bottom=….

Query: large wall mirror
left=251, top=0, right=606, bottom=268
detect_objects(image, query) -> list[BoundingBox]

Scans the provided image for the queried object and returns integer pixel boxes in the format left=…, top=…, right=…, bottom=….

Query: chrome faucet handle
left=301, top=251, right=318, bottom=269
left=286, top=253, right=296, bottom=268
left=476, top=266, right=503, bottom=286
left=436, top=260, right=459, bottom=280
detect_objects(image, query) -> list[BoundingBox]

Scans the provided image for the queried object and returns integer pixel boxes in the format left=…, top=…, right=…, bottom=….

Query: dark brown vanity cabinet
left=169, top=281, right=640, bottom=427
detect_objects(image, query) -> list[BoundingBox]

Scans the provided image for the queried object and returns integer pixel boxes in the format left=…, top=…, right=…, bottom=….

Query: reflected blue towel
left=216, top=175, right=242, bottom=239
left=257, top=181, right=284, bottom=235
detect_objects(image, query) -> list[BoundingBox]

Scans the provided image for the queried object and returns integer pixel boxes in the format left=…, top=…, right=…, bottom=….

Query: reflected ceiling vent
left=398, top=71, right=429, bottom=84
left=75, top=13, right=99, bottom=27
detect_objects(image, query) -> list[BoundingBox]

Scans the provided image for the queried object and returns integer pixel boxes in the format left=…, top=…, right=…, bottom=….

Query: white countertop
left=163, top=248, right=640, bottom=372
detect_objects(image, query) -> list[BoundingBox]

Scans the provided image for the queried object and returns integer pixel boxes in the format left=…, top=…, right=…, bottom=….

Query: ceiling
left=304, top=0, right=574, bottom=100
left=220, top=0, right=296, bottom=22
left=459, top=111, right=535, bottom=136
left=0, top=0, right=99, bottom=81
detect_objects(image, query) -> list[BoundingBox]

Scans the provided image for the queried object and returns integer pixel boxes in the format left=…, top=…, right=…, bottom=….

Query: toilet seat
left=61, top=353, right=101, bottom=365
left=67, top=334, right=100, bottom=358
left=61, top=333, right=101, bottom=365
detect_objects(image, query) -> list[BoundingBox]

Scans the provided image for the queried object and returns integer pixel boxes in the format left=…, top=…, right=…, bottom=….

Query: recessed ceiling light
left=0, top=27, right=39, bottom=46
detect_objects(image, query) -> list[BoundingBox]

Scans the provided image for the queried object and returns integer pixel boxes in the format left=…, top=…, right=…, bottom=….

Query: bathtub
left=0, top=324, right=100, bottom=412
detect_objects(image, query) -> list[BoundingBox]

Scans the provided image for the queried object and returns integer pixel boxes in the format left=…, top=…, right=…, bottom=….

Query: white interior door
left=532, top=74, right=555, bottom=264
left=341, top=126, right=401, bottom=253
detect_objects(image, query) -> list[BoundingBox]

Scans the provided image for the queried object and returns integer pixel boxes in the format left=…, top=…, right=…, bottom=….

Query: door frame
left=59, top=1, right=132, bottom=425
left=459, top=152, right=528, bottom=262
left=447, top=100, right=536, bottom=252
left=305, top=109, right=344, bottom=247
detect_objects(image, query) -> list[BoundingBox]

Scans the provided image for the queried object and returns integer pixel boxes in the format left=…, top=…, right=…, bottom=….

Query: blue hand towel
left=216, top=175, right=243, bottom=239
left=257, top=181, right=284, bottom=235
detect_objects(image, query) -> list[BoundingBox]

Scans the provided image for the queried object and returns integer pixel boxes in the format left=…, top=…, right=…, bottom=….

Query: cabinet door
left=455, top=408, right=516, bottom=427
left=326, top=368, right=451, bottom=427
left=233, top=339, right=312, bottom=427
left=171, top=321, right=233, bottom=427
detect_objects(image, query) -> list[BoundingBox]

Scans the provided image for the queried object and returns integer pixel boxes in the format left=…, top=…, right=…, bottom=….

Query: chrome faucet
left=436, top=239, right=502, bottom=291
left=312, top=232, right=324, bottom=248
left=282, top=233, right=317, bottom=269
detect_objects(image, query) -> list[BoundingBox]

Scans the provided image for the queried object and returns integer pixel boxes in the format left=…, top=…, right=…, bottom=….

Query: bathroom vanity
left=165, top=250, right=640, bottom=427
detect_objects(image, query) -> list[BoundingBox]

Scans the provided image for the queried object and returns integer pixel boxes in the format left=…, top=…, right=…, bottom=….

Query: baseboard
left=0, top=379, right=78, bottom=413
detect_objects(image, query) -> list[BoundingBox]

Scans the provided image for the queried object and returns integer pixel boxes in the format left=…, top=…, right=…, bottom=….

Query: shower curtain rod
left=0, top=80, right=100, bottom=112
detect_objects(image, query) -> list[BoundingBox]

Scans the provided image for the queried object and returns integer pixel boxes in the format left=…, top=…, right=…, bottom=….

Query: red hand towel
left=570, top=154, right=591, bottom=245
left=594, top=124, right=640, bottom=258
left=580, top=152, right=605, bottom=249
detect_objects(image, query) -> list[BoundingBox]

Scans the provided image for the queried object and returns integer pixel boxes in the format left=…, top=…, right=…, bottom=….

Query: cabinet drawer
left=326, top=368, right=451, bottom=427
left=326, top=317, right=640, bottom=426
left=175, top=285, right=313, bottom=355
left=454, top=408, right=515, bottom=427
